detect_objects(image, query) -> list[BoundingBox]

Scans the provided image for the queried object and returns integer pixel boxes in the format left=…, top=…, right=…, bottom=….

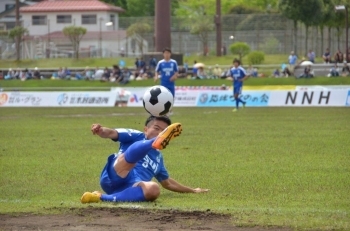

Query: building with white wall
left=18, top=0, right=148, bottom=59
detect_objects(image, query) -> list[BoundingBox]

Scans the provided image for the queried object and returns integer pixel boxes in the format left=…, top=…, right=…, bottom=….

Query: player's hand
left=91, top=124, right=103, bottom=135
left=226, top=77, right=233, bottom=81
left=153, top=77, right=158, bottom=83
left=193, top=188, right=209, bottom=193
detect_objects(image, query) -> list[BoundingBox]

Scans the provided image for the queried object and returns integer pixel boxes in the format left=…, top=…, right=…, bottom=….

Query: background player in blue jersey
left=81, top=116, right=208, bottom=204
left=154, top=48, right=178, bottom=97
left=227, top=59, right=249, bottom=112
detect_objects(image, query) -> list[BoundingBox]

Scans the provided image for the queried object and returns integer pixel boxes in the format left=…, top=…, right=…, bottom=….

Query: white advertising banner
left=0, top=92, right=117, bottom=107
left=269, top=90, right=348, bottom=107
left=111, top=87, right=199, bottom=107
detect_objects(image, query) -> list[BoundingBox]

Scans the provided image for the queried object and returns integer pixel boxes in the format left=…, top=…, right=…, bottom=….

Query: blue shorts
left=100, top=154, right=141, bottom=194
left=164, top=86, right=175, bottom=97
left=233, top=86, right=242, bottom=95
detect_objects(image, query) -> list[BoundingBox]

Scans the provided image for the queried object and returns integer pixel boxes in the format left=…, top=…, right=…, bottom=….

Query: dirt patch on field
left=0, top=207, right=290, bottom=231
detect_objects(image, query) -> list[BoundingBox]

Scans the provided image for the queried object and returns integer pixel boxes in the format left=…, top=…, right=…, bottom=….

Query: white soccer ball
left=143, top=85, right=174, bottom=116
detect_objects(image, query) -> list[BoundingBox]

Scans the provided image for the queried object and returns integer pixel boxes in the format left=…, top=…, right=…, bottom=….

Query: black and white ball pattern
left=143, top=85, right=173, bottom=116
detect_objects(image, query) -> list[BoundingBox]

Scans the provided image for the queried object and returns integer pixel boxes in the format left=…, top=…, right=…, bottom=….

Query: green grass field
left=0, top=107, right=349, bottom=230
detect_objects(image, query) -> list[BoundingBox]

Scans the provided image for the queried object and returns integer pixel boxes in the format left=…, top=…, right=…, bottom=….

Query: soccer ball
left=143, top=85, right=174, bottom=116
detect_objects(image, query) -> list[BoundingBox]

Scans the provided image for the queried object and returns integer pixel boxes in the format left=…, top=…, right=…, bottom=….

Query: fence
left=0, top=14, right=349, bottom=60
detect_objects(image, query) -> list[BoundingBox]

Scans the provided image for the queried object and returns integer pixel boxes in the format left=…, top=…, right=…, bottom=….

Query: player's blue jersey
left=156, top=59, right=178, bottom=89
left=112, top=128, right=169, bottom=182
left=230, top=66, right=247, bottom=87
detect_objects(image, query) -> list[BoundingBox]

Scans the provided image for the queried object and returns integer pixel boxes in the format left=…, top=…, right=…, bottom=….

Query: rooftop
left=20, top=0, right=125, bottom=13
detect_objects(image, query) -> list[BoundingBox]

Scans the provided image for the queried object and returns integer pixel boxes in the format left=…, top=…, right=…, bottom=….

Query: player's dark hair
left=145, top=115, right=171, bottom=127
left=233, top=58, right=241, bottom=65
left=163, top=47, right=172, bottom=53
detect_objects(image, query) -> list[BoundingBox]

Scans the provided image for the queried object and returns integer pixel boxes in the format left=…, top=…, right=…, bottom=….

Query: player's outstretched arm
left=91, top=124, right=118, bottom=139
left=160, top=178, right=209, bottom=193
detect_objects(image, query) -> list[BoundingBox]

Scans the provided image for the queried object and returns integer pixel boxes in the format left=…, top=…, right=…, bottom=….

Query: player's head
left=144, top=115, right=172, bottom=139
left=163, top=48, right=171, bottom=60
left=233, top=58, right=241, bottom=67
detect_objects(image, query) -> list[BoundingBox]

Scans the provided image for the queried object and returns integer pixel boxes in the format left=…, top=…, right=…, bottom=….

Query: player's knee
left=142, top=182, right=160, bottom=201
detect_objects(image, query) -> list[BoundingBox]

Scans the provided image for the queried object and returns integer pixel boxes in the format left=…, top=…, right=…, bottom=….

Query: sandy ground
left=0, top=207, right=291, bottom=231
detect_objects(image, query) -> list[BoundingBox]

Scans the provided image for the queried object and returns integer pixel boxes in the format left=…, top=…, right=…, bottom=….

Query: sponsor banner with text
left=111, top=87, right=199, bottom=107
left=269, top=90, right=348, bottom=107
left=196, top=90, right=270, bottom=107
left=0, top=92, right=116, bottom=107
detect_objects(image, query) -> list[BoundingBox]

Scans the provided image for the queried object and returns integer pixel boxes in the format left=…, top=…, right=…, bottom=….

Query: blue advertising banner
left=346, top=91, right=350, bottom=106
left=196, top=90, right=270, bottom=107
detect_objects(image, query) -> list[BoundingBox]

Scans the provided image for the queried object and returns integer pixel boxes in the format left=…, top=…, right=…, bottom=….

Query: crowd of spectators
left=2, top=49, right=350, bottom=81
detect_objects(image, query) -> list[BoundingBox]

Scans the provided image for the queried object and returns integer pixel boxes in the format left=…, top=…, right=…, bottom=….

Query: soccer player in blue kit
left=154, top=48, right=178, bottom=114
left=81, top=116, right=208, bottom=204
left=227, top=59, right=249, bottom=112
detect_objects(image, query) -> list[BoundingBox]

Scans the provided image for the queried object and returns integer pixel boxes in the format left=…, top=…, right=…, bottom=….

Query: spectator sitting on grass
left=178, top=66, right=186, bottom=78
left=183, top=61, right=188, bottom=74
left=273, top=69, right=280, bottom=78
left=192, top=61, right=198, bottom=78
left=101, top=67, right=111, bottom=82
left=149, top=56, right=157, bottom=71
left=4, top=68, right=14, bottom=80
left=298, top=65, right=313, bottom=78
left=117, top=67, right=131, bottom=85
left=33, top=67, right=41, bottom=79
left=212, top=64, right=222, bottom=79
left=281, top=64, right=291, bottom=77
left=196, top=67, right=206, bottom=79
left=110, top=65, right=121, bottom=82
left=323, top=48, right=331, bottom=63
left=93, top=67, right=104, bottom=80
left=308, top=49, right=315, bottom=63
left=14, top=68, right=21, bottom=79
left=341, top=62, right=350, bottom=77
left=334, top=49, right=344, bottom=63
left=328, top=64, right=339, bottom=77
left=64, top=67, right=71, bottom=79
left=25, top=68, right=33, bottom=80
left=58, top=67, right=66, bottom=79
left=84, top=66, right=94, bottom=80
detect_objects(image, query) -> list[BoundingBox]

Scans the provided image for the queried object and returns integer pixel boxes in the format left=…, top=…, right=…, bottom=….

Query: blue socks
left=124, top=138, right=156, bottom=164
left=235, top=97, right=246, bottom=109
left=101, top=186, right=146, bottom=202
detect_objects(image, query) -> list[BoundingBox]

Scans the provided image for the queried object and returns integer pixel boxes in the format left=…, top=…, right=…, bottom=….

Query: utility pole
left=346, top=7, right=349, bottom=62
left=155, top=0, right=171, bottom=52
left=16, top=0, right=20, bottom=26
left=215, top=0, right=222, bottom=56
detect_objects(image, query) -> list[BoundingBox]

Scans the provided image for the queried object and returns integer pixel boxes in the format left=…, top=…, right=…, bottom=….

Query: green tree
left=297, top=0, right=323, bottom=54
left=8, top=26, right=28, bottom=61
left=189, top=15, right=214, bottom=56
left=319, top=0, right=335, bottom=54
left=247, top=51, right=265, bottom=64
left=279, top=0, right=301, bottom=54
left=229, top=42, right=251, bottom=60
left=175, top=0, right=233, bottom=16
left=62, top=26, right=87, bottom=60
left=126, top=22, right=151, bottom=55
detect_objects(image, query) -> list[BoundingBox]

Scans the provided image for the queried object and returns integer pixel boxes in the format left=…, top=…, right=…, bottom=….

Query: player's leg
left=81, top=181, right=160, bottom=203
left=233, top=87, right=240, bottom=111
left=236, top=86, right=246, bottom=108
